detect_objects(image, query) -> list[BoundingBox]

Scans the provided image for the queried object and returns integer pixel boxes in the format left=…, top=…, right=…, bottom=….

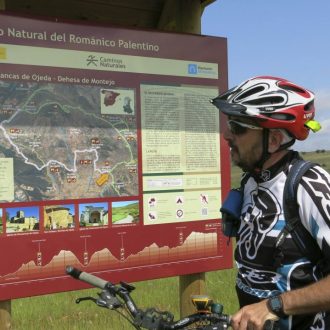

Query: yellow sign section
left=96, top=173, right=109, bottom=186
left=0, top=47, right=6, bottom=59
left=0, top=44, right=218, bottom=79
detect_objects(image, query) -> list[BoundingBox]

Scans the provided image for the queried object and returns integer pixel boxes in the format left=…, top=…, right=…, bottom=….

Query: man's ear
left=268, top=130, right=283, bottom=153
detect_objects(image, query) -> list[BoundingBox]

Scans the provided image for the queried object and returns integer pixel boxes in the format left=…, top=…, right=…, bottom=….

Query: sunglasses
left=227, top=120, right=263, bottom=135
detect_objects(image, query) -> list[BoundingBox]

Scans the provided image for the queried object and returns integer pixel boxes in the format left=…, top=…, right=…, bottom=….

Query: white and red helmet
left=211, top=76, right=319, bottom=140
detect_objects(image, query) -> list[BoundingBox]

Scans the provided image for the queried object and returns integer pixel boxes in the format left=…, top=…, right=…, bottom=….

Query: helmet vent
left=279, top=83, right=305, bottom=94
left=304, top=101, right=314, bottom=112
left=264, top=113, right=296, bottom=121
left=243, top=96, right=284, bottom=106
left=235, top=86, right=264, bottom=100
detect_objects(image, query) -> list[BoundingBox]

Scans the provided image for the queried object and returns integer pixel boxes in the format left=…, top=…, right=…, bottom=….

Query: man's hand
left=231, top=300, right=278, bottom=330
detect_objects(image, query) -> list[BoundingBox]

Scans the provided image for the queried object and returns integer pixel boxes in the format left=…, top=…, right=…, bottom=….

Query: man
left=211, top=76, right=330, bottom=329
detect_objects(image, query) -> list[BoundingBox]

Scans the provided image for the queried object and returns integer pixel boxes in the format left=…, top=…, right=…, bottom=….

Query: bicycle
left=65, top=266, right=279, bottom=330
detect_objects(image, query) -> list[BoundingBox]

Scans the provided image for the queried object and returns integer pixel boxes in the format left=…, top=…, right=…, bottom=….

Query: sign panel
left=0, top=13, right=230, bottom=299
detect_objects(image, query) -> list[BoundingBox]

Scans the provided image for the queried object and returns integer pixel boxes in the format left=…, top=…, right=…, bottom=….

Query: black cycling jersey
left=235, top=151, right=330, bottom=329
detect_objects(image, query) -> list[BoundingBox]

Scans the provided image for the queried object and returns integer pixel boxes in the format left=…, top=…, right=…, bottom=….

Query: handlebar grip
left=66, top=266, right=108, bottom=289
left=264, top=319, right=279, bottom=330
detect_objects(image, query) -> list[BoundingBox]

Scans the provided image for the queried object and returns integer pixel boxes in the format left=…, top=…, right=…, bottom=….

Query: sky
left=6, top=206, right=39, bottom=219
left=201, top=0, right=330, bottom=151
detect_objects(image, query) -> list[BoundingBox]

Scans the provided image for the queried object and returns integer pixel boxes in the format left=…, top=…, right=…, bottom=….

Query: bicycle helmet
left=211, top=76, right=320, bottom=140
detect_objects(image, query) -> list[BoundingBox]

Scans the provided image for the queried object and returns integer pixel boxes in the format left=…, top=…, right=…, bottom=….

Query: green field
left=230, top=150, right=330, bottom=187
left=9, top=150, right=330, bottom=329
left=112, top=202, right=139, bottom=223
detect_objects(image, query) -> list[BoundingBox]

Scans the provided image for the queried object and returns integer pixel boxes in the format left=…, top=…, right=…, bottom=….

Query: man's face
left=223, top=116, right=264, bottom=172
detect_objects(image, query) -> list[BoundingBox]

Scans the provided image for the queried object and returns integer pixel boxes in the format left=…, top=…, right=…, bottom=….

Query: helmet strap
left=252, top=130, right=296, bottom=176
left=252, top=129, right=271, bottom=175
left=277, top=138, right=296, bottom=151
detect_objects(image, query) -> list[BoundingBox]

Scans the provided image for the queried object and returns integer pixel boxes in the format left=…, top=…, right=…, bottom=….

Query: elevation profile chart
left=0, top=228, right=221, bottom=283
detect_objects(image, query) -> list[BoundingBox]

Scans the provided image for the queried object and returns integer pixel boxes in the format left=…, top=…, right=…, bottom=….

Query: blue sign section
left=188, top=63, right=198, bottom=74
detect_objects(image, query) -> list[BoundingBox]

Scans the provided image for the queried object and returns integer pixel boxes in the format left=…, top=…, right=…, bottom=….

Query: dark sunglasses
left=227, top=120, right=263, bottom=135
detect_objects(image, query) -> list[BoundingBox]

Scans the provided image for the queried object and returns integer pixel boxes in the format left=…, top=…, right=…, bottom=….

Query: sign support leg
left=0, top=300, right=12, bottom=329
left=179, top=273, right=206, bottom=317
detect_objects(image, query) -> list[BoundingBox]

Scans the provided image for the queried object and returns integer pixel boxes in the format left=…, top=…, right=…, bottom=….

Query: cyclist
left=211, top=76, right=330, bottom=330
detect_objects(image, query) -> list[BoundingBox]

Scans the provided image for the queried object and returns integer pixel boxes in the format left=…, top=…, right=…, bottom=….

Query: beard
left=230, top=143, right=262, bottom=173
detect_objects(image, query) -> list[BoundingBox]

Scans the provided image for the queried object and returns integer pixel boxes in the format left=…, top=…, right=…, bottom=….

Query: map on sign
left=0, top=81, right=138, bottom=202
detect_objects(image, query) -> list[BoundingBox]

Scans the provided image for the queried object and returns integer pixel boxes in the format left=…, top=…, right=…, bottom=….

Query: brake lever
left=75, top=292, right=122, bottom=310
left=97, top=290, right=123, bottom=309
left=76, top=296, right=97, bottom=304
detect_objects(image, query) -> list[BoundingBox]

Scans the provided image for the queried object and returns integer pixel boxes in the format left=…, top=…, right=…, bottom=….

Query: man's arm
left=281, top=274, right=330, bottom=315
left=231, top=275, right=330, bottom=330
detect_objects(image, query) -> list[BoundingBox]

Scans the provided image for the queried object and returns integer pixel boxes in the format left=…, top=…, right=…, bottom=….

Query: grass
left=300, top=150, right=330, bottom=168
left=10, top=150, right=330, bottom=329
left=112, top=202, right=139, bottom=223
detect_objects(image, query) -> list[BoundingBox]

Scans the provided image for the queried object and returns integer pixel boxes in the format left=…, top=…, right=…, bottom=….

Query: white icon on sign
left=148, top=211, right=157, bottom=220
left=148, top=197, right=157, bottom=208
left=200, top=194, right=208, bottom=204
left=176, top=209, right=184, bottom=219
left=176, top=196, right=184, bottom=204
left=201, top=208, right=208, bottom=216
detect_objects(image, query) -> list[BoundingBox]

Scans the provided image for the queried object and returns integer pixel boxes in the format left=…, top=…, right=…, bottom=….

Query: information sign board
left=0, top=13, right=230, bottom=299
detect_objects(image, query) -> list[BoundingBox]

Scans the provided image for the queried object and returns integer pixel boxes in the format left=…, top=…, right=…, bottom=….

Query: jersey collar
left=253, top=150, right=301, bottom=182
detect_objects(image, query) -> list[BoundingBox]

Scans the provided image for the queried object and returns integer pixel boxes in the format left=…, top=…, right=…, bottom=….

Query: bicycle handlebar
left=66, top=265, right=108, bottom=289
left=65, top=266, right=278, bottom=330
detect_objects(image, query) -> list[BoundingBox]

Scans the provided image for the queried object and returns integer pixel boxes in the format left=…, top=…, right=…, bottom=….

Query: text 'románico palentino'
left=2, top=28, right=160, bottom=52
